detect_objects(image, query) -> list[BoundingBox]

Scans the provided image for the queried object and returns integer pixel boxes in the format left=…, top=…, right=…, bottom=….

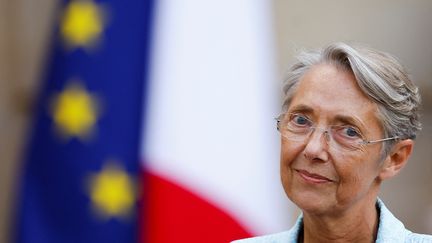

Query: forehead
left=289, top=64, right=378, bottom=124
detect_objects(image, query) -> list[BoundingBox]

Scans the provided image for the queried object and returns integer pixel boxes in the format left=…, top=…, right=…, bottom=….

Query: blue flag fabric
left=15, top=0, right=153, bottom=242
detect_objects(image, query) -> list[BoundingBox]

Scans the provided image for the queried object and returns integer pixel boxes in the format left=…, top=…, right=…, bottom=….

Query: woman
left=233, top=43, right=432, bottom=242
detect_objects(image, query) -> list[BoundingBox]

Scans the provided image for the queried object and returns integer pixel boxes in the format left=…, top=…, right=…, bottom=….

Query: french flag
left=142, top=1, right=291, bottom=242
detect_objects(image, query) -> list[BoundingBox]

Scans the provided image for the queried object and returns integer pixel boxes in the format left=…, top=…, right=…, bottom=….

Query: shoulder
left=405, top=232, right=432, bottom=242
left=231, top=231, right=294, bottom=243
left=376, top=199, right=432, bottom=242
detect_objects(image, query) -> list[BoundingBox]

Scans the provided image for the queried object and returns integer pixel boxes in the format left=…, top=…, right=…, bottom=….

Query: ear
left=379, top=139, right=414, bottom=180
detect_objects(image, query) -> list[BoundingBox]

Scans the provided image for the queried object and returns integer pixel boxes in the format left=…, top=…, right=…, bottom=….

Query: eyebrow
left=287, top=104, right=314, bottom=114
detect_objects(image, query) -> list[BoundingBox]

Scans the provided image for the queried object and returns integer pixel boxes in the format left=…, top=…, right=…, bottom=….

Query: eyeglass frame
left=274, top=113, right=400, bottom=150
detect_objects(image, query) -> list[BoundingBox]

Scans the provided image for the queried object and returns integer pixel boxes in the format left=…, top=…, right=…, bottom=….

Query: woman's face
left=280, top=63, right=387, bottom=216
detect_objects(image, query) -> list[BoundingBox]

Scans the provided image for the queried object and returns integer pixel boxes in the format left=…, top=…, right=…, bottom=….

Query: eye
left=341, top=126, right=361, bottom=138
left=290, top=114, right=311, bottom=126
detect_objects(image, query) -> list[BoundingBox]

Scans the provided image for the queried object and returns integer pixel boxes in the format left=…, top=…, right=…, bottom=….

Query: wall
left=0, top=1, right=58, bottom=242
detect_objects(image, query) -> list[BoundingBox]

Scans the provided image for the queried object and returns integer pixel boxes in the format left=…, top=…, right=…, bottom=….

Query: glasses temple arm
left=364, top=136, right=400, bottom=144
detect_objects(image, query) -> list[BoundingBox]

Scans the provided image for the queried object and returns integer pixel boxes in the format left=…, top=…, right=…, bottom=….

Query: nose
left=303, top=128, right=329, bottom=162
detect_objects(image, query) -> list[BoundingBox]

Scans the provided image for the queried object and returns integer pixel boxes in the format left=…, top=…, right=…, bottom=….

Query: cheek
left=336, top=167, right=363, bottom=202
left=333, top=152, right=381, bottom=203
left=280, top=139, right=304, bottom=186
left=280, top=139, right=303, bottom=167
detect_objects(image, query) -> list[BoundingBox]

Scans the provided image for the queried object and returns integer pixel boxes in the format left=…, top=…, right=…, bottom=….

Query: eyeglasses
left=275, top=113, right=399, bottom=151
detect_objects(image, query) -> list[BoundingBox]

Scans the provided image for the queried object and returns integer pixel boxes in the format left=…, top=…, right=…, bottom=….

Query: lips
left=296, top=169, right=333, bottom=184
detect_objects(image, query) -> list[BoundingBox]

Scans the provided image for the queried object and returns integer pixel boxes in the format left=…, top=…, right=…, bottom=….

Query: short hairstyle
left=282, top=42, right=421, bottom=154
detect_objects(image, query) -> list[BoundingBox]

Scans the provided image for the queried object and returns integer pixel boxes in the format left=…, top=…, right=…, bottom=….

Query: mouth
left=296, top=169, right=333, bottom=184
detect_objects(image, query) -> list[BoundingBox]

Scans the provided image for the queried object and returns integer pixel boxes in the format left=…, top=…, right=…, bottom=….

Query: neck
left=301, top=198, right=379, bottom=243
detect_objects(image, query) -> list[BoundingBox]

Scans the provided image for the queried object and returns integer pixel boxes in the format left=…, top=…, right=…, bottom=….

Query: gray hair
left=283, top=42, right=421, bottom=154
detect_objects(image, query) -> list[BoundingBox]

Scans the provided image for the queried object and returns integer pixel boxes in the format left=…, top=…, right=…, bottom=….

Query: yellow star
left=60, top=0, right=105, bottom=49
left=88, top=162, right=136, bottom=219
left=51, top=82, right=98, bottom=140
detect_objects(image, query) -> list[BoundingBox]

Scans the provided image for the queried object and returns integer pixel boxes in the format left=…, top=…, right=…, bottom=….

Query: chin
left=287, top=190, right=336, bottom=215
left=282, top=171, right=333, bottom=213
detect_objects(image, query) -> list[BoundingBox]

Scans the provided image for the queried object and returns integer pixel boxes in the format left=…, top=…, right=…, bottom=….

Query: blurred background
left=1, top=0, right=431, bottom=242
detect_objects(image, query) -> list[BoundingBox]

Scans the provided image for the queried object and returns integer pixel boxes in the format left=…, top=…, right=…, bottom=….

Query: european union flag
left=14, top=0, right=154, bottom=242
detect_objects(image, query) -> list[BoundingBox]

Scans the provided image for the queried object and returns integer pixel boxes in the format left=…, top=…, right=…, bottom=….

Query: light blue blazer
left=232, top=199, right=432, bottom=243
